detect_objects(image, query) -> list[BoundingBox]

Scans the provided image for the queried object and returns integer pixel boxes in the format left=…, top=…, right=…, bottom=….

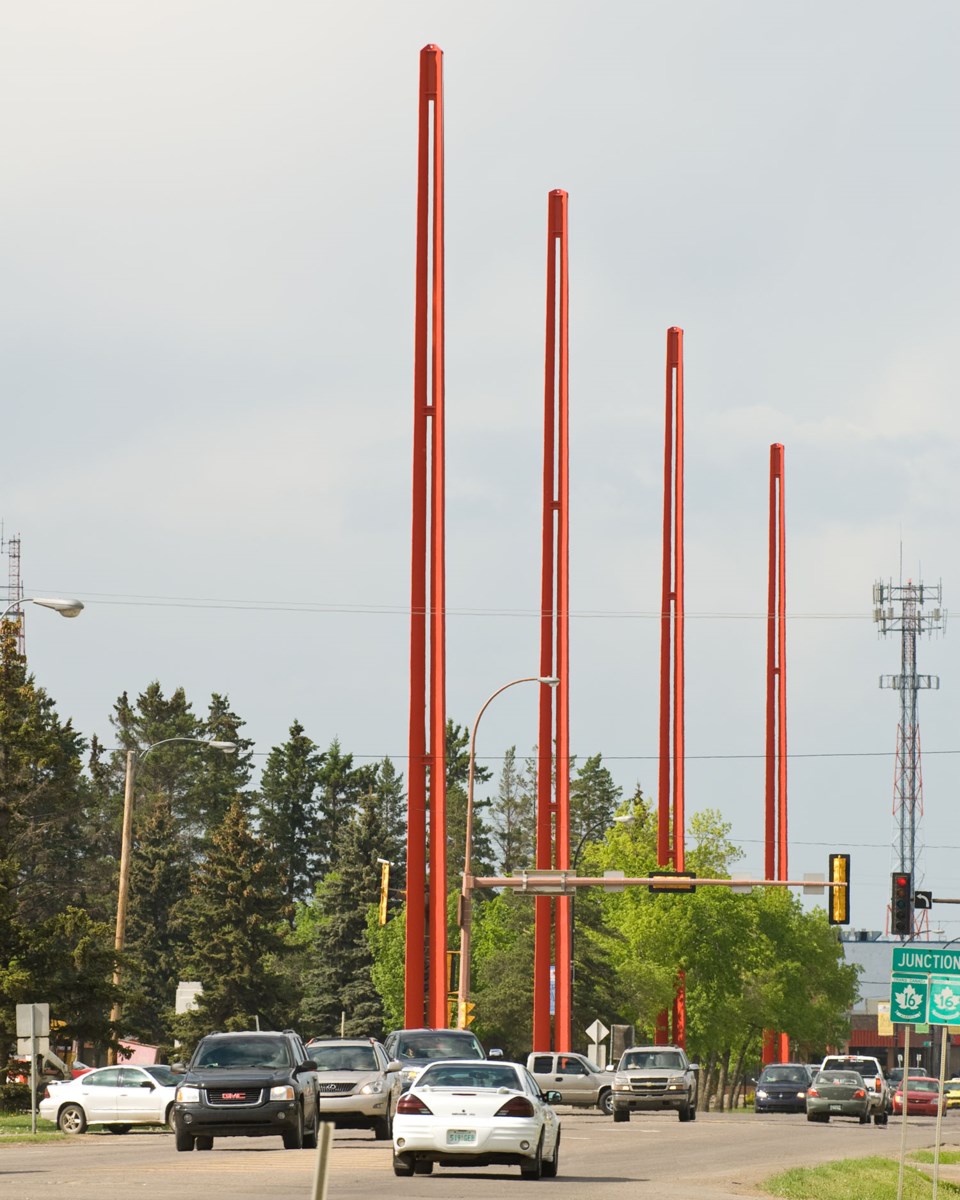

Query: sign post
left=15, top=1004, right=49, bottom=1135
left=889, top=948, right=960, bottom=1199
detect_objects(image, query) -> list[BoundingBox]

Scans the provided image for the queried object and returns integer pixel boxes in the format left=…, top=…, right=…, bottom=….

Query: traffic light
left=458, top=1000, right=476, bottom=1028
left=827, top=854, right=850, bottom=925
left=891, top=871, right=913, bottom=936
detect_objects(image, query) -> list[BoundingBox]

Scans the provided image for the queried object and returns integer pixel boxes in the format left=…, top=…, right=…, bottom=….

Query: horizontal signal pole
left=469, top=873, right=844, bottom=893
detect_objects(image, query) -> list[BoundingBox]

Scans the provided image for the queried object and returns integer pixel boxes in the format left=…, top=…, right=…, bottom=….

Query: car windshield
left=907, top=1079, right=940, bottom=1093
left=396, top=1033, right=484, bottom=1061
left=620, top=1051, right=685, bottom=1071
left=193, top=1038, right=292, bottom=1069
left=760, top=1067, right=808, bottom=1084
left=418, top=1064, right=522, bottom=1090
left=144, top=1065, right=178, bottom=1086
left=310, top=1046, right=378, bottom=1071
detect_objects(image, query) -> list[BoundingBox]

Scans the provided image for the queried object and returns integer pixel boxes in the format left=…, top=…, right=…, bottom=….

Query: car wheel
left=372, top=1112, right=392, bottom=1141
left=806, top=1112, right=818, bottom=1122
left=57, top=1104, right=87, bottom=1135
left=282, top=1106, right=305, bottom=1150
left=878, top=1111, right=889, bottom=1126
left=165, top=1104, right=176, bottom=1131
left=859, top=1109, right=870, bottom=1124
left=520, top=1133, right=544, bottom=1180
left=303, top=1108, right=320, bottom=1150
left=195, top=1136, right=214, bottom=1151
left=689, top=1101, right=697, bottom=1121
left=598, top=1090, right=614, bottom=1116
left=393, top=1153, right=414, bottom=1176
left=612, top=1105, right=630, bottom=1123
left=413, top=1160, right=433, bottom=1175
left=175, top=1126, right=194, bottom=1151
left=542, top=1128, right=560, bottom=1178
left=106, top=1124, right=131, bottom=1134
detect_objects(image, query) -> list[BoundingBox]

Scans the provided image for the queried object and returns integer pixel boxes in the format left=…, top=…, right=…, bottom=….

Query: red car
left=892, top=1077, right=943, bottom=1116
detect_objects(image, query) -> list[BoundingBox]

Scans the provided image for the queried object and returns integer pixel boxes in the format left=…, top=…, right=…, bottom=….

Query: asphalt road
left=2, top=1109, right=957, bottom=1200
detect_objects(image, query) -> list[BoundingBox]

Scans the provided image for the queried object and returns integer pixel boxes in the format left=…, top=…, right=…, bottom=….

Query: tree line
left=0, top=624, right=859, bottom=1092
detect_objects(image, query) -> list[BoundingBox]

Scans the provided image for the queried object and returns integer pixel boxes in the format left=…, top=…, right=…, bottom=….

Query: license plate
left=446, top=1129, right=476, bottom=1145
left=830, top=1104, right=842, bottom=1112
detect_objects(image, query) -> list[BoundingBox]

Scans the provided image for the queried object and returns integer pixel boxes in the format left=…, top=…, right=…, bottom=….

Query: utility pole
left=873, top=576, right=945, bottom=937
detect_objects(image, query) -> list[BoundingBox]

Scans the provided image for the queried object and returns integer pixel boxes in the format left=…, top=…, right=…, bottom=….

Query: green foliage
left=766, top=1156, right=960, bottom=1199
left=487, top=746, right=534, bottom=873
left=297, top=792, right=391, bottom=1038
left=0, top=1083, right=31, bottom=1113
left=258, top=720, right=326, bottom=912
left=366, top=907, right=406, bottom=1032
left=471, top=890, right=534, bottom=1057
left=172, top=799, right=292, bottom=1047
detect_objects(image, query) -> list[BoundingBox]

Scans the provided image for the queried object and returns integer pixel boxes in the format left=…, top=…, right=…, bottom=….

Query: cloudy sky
left=4, top=2, right=959, bottom=939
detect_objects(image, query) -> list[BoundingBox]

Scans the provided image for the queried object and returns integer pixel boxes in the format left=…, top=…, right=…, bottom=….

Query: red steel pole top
left=420, top=45, right=441, bottom=95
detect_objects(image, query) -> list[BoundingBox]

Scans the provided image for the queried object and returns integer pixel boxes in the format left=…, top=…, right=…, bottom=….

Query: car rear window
left=311, top=1046, right=377, bottom=1071
left=396, top=1033, right=484, bottom=1060
left=418, top=1064, right=521, bottom=1090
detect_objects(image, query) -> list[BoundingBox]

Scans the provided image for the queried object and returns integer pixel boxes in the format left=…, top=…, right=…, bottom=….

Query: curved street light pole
left=109, top=737, right=237, bottom=1058
left=456, top=675, right=559, bottom=1028
left=1, top=596, right=85, bottom=621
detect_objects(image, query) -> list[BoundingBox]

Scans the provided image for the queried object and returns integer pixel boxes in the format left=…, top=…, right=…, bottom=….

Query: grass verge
left=765, top=1155, right=960, bottom=1199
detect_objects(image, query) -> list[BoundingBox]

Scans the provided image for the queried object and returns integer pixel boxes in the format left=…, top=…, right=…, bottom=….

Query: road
left=2, top=1109, right=957, bottom=1200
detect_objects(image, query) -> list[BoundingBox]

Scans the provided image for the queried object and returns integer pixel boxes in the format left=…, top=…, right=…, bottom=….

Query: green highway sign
left=890, top=947, right=960, bottom=1026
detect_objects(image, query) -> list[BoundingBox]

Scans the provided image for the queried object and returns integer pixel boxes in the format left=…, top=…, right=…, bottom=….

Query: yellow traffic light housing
left=828, top=854, right=850, bottom=925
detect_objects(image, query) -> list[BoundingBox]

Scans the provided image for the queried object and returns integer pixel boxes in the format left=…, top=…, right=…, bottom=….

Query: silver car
left=306, top=1037, right=401, bottom=1139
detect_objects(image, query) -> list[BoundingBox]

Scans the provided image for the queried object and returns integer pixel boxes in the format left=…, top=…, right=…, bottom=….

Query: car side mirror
left=386, top=1060, right=403, bottom=1073
left=298, top=1060, right=318, bottom=1072
left=139, top=1080, right=154, bottom=1089
left=171, top=1063, right=186, bottom=1074
left=488, top=1048, right=504, bottom=1060
left=544, top=1090, right=562, bottom=1104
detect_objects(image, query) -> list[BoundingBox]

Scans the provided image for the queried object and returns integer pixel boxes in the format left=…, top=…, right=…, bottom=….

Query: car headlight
left=796, top=1091, right=805, bottom=1100
left=756, top=1089, right=768, bottom=1099
left=361, top=1080, right=385, bottom=1095
left=176, top=1087, right=201, bottom=1104
left=270, top=1086, right=295, bottom=1101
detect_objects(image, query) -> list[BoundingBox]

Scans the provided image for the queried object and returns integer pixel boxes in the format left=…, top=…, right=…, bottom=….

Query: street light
left=1, top=596, right=85, bottom=621
left=109, top=737, right=237, bottom=1056
left=456, top=675, right=559, bottom=1028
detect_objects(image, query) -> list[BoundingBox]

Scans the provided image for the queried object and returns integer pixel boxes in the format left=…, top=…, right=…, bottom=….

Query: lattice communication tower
left=873, top=578, right=946, bottom=937
left=0, top=527, right=25, bottom=655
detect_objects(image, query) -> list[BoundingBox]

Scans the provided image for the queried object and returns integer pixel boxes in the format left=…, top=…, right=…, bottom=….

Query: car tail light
left=807, top=1087, right=818, bottom=1097
left=874, top=1078, right=882, bottom=1092
left=853, top=1089, right=865, bottom=1099
left=397, top=1093, right=433, bottom=1116
left=495, top=1096, right=535, bottom=1118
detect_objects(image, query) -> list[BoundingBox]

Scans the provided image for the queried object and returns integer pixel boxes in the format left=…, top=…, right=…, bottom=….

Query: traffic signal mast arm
left=468, top=873, right=845, bottom=893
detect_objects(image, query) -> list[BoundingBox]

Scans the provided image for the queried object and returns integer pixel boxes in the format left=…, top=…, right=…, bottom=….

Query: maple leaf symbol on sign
left=934, top=986, right=960, bottom=1012
left=895, top=984, right=923, bottom=1011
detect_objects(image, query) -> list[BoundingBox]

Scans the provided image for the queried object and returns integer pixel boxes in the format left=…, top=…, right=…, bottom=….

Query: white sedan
left=392, top=1059, right=561, bottom=1179
left=39, top=1064, right=179, bottom=1134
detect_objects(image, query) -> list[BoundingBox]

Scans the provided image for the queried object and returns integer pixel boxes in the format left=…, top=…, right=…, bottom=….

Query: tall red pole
left=553, top=190, right=572, bottom=1052
left=406, top=44, right=447, bottom=1029
left=763, top=443, right=789, bottom=1063
left=534, top=190, right=569, bottom=1050
left=657, top=326, right=686, bottom=1047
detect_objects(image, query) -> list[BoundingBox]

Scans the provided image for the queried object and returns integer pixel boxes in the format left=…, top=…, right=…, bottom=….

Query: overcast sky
left=3, top=2, right=959, bottom=940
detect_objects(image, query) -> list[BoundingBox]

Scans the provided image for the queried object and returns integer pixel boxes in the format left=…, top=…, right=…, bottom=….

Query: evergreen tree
left=371, top=756, right=407, bottom=904
left=0, top=623, right=90, bottom=928
left=258, top=721, right=326, bottom=914
left=121, top=797, right=192, bottom=1049
left=487, top=746, right=534, bottom=873
left=173, top=800, right=291, bottom=1045
left=312, top=739, right=377, bottom=879
left=445, top=720, right=494, bottom=891
left=298, top=792, right=391, bottom=1037
left=570, top=753, right=622, bottom=850
left=193, top=693, right=256, bottom=836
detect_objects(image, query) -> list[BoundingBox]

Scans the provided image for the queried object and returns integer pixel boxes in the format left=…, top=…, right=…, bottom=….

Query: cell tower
left=873, top=577, right=946, bottom=937
left=0, top=526, right=25, bottom=655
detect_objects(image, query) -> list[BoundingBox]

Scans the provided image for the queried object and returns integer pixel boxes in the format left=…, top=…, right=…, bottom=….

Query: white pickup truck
left=526, top=1052, right=614, bottom=1114
left=610, top=1044, right=699, bottom=1122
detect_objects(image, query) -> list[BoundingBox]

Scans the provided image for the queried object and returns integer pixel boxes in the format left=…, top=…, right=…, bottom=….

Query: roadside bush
left=0, top=1083, right=31, bottom=1113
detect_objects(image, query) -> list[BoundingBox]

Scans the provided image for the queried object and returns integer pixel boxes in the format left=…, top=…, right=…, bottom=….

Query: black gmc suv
left=172, top=1029, right=319, bottom=1151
